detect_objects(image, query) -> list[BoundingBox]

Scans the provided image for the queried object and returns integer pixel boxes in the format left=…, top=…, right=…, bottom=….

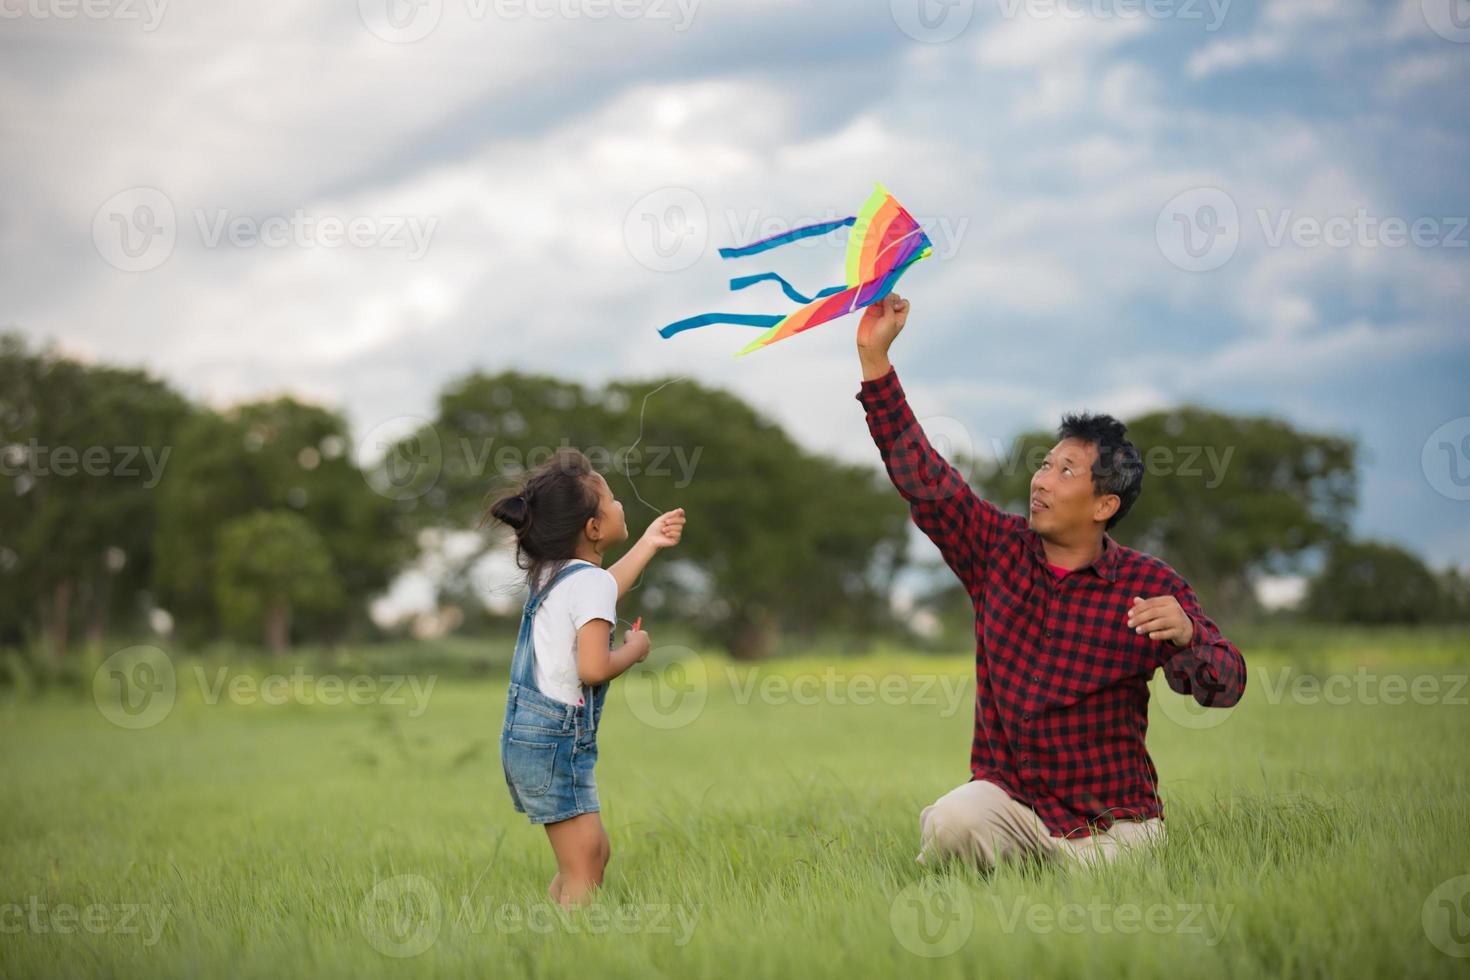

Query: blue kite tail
left=658, top=312, right=784, bottom=339
left=728, top=272, right=847, bottom=305
left=717, top=216, right=856, bottom=259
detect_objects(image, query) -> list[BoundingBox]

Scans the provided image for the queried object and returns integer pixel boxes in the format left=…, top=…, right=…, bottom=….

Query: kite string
left=619, top=376, right=688, bottom=601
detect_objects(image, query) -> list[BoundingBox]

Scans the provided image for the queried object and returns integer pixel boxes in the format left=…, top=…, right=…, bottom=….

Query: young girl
left=484, top=447, right=685, bottom=908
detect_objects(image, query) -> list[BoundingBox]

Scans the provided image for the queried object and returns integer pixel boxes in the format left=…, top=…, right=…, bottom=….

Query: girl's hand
left=623, top=629, right=651, bottom=662
left=641, top=508, right=686, bottom=550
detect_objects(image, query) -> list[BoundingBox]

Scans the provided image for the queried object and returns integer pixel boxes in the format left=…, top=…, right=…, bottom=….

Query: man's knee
left=919, top=781, right=1015, bottom=867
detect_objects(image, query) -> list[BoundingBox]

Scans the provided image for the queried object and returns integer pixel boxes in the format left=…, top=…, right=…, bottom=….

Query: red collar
left=1027, top=530, right=1120, bottom=582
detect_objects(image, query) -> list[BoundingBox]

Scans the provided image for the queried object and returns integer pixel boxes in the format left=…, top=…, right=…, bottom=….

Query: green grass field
left=3, top=633, right=1469, bottom=978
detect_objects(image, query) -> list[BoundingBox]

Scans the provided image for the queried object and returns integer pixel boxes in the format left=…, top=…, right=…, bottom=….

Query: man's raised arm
left=855, top=294, right=1007, bottom=599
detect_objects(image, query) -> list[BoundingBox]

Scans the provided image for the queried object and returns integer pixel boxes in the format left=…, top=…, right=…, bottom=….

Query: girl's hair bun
left=489, top=491, right=531, bottom=532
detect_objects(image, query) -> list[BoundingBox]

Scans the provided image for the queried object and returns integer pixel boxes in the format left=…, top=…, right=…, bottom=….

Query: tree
left=214, top=511, right=344, bottom=652
left=1436, top=567, right=1470, bottom=623
left=152, top=398, right=406, bottom=645
left=0, top=332, right=191, bottom=657
left=977, top=406, right=1357, bottom=614
left=1306, top=540, right=1442, bottom=624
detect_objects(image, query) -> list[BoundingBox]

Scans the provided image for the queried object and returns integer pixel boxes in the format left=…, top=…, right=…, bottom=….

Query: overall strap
left=509, top=562, right=597, bottom=692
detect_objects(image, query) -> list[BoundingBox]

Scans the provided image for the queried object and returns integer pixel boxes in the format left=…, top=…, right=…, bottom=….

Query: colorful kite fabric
left=658, top=183, right=933, bottom=357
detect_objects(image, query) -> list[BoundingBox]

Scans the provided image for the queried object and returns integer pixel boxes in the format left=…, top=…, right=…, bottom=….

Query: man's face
left=1028, top=437, right=1114, bottom=538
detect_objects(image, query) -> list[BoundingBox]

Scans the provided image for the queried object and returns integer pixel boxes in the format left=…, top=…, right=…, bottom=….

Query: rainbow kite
left=658, top=183, right=933, bottom=356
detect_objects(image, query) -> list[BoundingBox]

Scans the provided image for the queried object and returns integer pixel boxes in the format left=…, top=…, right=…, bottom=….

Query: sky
left=3, top=0, right=1468, bottom=603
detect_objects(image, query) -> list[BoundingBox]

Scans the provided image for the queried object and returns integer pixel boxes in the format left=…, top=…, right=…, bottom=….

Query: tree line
left=0, top=330, right=1462, bottom=663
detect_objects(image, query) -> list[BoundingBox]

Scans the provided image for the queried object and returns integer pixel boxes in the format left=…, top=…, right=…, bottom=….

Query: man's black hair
left=1057, top=412, right=1143, bottom=530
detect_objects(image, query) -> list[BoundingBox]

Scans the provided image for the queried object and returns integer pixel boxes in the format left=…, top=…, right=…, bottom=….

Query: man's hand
left=857, top=292, right=910, bottom=380
left=1127, top=595, right=1195, bottom=647
left=640, top=508, right=686, bottom=550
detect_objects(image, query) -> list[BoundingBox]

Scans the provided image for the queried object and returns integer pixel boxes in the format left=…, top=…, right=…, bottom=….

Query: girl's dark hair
left=480, top=448, right=602, bottom=589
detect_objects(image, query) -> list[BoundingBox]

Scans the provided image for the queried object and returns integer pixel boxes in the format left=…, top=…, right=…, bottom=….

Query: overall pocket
left=503, top=735, right=559, bottom=797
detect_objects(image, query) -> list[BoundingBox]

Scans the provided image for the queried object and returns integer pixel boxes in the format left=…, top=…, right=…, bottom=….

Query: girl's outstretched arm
left=608, top=508, right=686, bottom=600
left=575, top=619, right=651, bottom=685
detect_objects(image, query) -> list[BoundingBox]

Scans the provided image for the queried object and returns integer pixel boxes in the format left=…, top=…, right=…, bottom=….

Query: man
left=854, top=292, right=1245, bottom=870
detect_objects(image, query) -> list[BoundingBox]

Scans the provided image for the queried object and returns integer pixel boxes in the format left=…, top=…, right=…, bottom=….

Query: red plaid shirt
left=858, top=367, right=1246, bottom=838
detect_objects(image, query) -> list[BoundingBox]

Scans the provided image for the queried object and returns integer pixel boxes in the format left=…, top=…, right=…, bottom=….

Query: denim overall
left=500, top=562, right=609, bottom=825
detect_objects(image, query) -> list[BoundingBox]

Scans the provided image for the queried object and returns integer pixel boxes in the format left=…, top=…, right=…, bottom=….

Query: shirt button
left=1031, top=673, right=1040, bottom=682
left=1022, top=712, right=1031, bottom=721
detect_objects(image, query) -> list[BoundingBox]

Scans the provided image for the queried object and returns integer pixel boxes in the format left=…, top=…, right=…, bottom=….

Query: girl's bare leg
left=544, top=813, right=607, bottom=908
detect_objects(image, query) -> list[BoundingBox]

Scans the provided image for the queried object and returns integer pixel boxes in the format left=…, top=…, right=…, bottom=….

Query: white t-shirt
left=529, top=559, right=618, bottom=706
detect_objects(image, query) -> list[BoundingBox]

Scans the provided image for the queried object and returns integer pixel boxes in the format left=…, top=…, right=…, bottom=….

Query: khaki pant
left=916, top=780, right=1165, bottom=870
